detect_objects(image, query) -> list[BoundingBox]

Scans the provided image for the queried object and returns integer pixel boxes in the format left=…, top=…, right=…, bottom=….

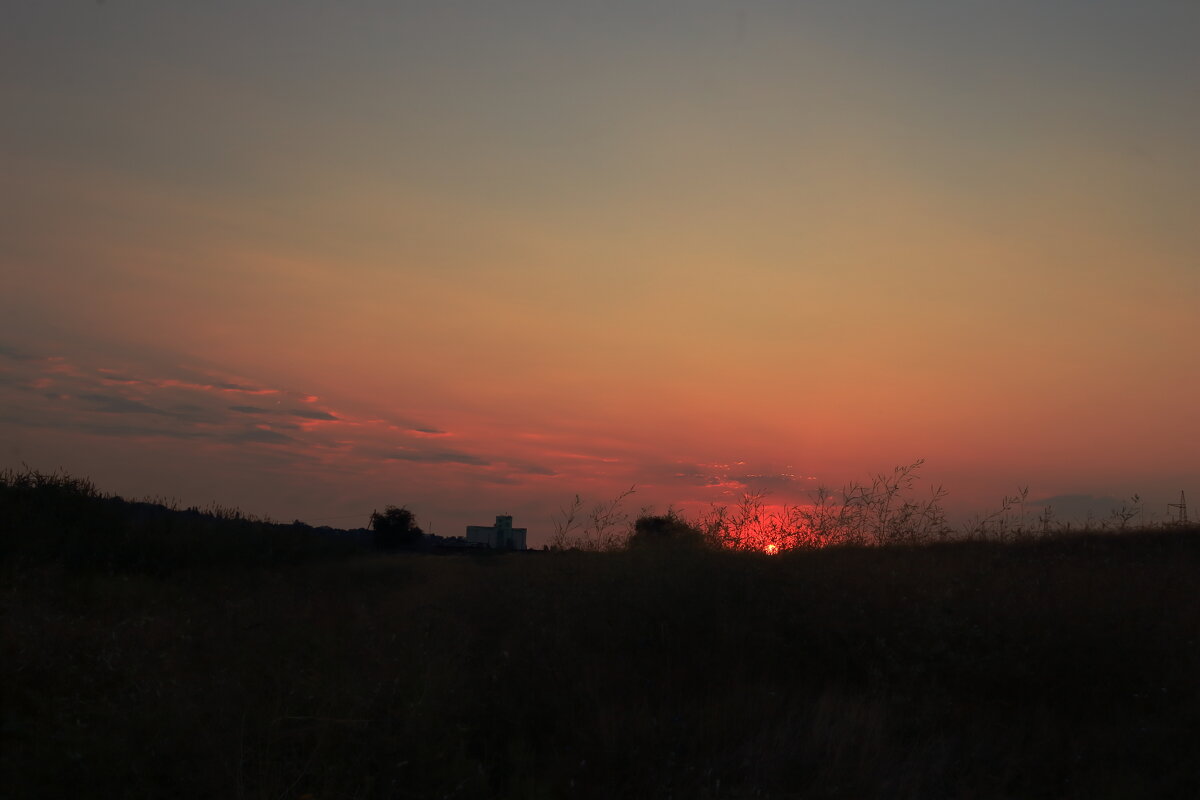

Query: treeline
left=0, top=468, right=368, bottom=573
left=4, top=464, right=1191, bottom=572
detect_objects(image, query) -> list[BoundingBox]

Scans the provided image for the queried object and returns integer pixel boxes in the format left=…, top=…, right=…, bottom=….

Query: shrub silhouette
left=628, top=513, right=708, bottom=550
left=369, top=505, right=423, bottom=550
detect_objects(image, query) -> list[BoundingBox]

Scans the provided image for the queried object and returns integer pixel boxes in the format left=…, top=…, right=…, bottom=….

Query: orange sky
left=2, top=3, right=1198, bottom=543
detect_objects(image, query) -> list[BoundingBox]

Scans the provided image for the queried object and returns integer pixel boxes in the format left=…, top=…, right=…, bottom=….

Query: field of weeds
left=5, top=540, right=1200, bottom=796
left=4, top=471, right=1200, bottom=798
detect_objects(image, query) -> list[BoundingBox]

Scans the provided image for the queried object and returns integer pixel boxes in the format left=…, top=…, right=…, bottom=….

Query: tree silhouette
left=369, top=505, right=423, bottom=550
left=628, top=513, right=708, bottom=550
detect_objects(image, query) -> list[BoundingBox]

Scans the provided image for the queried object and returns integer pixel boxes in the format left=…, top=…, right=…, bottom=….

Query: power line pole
left=1168, top=491, right=1188, bottom=525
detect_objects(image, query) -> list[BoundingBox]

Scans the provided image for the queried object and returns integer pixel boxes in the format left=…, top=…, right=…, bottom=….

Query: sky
left=2, top=1, right=1198, bottom=543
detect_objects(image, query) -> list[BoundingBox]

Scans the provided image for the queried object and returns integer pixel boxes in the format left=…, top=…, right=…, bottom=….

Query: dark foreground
left=3, top=484, right=1200, bottom=797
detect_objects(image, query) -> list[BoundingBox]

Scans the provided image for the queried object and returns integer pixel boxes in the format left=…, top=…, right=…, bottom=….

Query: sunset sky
left=3, top=2, right=1198, bottom=543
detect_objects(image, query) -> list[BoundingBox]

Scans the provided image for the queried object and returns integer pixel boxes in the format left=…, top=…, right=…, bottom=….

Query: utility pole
left=1168, top=491, right=1188, bottom=525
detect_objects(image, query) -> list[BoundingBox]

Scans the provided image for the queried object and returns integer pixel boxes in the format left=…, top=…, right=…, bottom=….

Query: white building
left=466, top=515, right=527, bottom=550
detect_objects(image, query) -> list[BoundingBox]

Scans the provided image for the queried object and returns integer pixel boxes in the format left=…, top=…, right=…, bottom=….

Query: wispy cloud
left=229, top=404, right=339, bottom=421
left=508, top=462, right=558, bottom=476
left=408, top=427, right=450, bottom=437
left=0, top=349, right=500, bottom=475
left=386, top=449, right=490, bottom=466
left=6, top=346, right=813, bottom=519
left=228, top=428, right=296, bottom=445
left=71, top=422, right=214, bottom=441
left=0, top=344, right=37, bottom=362
left=78, top=393, right=169, bottom=415
left=290, top=408, right=339, bottom=421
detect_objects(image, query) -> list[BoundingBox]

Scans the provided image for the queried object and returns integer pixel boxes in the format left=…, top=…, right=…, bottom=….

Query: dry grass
left=4, top=471, right=1200, bottom=797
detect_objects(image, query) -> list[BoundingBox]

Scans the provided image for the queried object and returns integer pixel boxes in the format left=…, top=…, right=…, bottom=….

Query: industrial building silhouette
left=466, top=515, right=527, bottom=550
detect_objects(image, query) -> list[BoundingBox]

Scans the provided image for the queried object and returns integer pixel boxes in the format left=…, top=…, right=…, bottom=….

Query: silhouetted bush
left=627, top=513, right=709, bottom=550
left=550, top=487, right=636, bottom=550
left=369, top=505, right=424, bottom=550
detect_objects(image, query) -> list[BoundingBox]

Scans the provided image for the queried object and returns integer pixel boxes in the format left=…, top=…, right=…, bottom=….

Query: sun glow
left=764, top=543, right=780, bottom=556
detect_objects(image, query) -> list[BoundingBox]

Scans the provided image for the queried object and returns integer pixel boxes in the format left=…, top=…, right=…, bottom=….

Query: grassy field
left=4, top=473, right=1200, bottom=798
